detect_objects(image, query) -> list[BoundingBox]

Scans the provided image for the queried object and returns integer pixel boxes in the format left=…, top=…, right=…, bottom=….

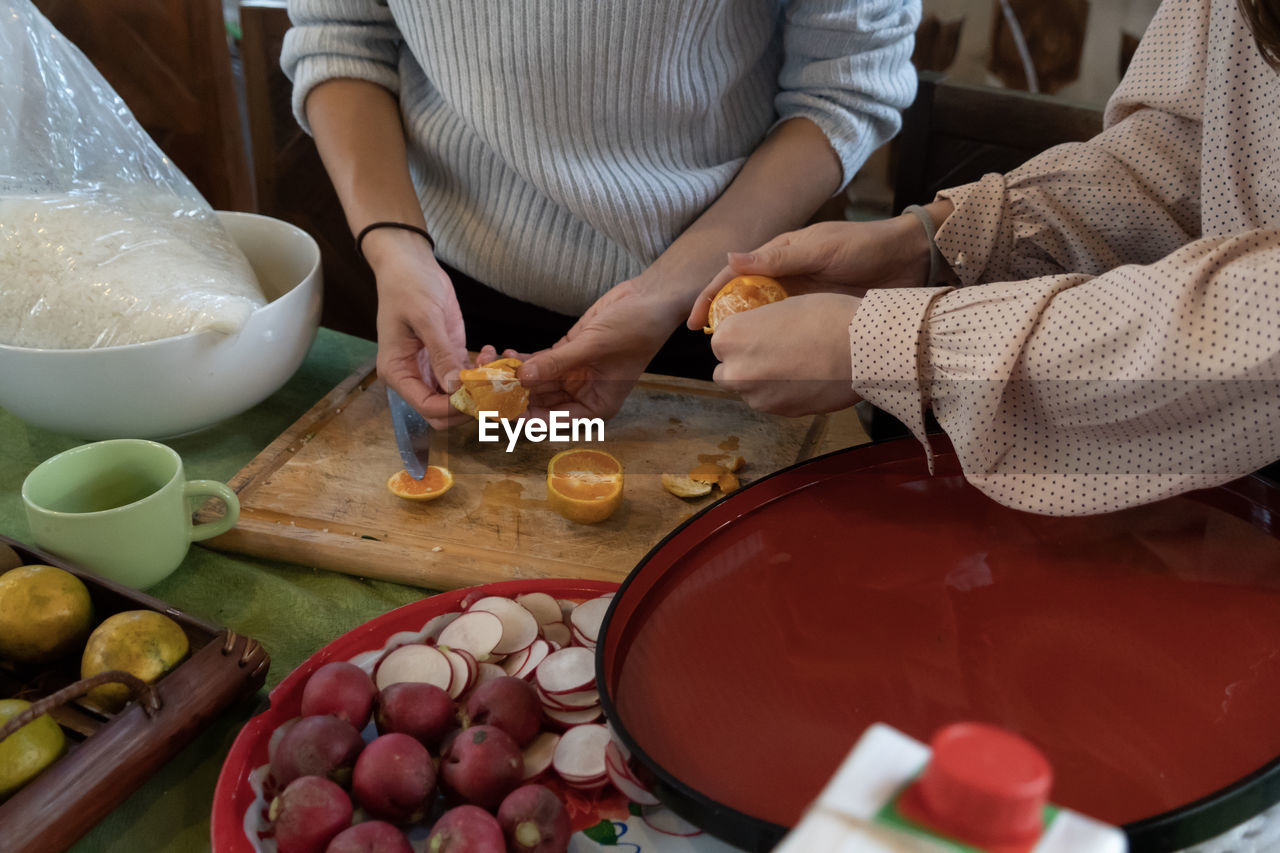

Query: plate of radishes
left=211, top=578, right=744, bottom=853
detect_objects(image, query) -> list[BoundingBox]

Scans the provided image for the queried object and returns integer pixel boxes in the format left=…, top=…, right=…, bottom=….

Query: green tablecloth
left=1, top=328, right=434, bottom=853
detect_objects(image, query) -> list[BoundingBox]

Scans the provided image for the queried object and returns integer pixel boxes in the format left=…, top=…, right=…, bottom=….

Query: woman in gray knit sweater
left=283, top=0, right=919, bottom=427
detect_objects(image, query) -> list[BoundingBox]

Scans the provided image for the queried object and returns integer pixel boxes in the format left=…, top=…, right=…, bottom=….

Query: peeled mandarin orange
left=449, top=358, right=529, bottom=420
left=661, top=473, right=712, bottom=499
left=703, top=274, right=788, bottom=334
left=546, top=449, right=624, bottom=524
left=387, top=466, right=455, bottom=501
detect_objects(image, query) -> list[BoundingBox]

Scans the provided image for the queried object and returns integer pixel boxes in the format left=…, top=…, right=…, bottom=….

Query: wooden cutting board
left=198, top=361, right=870, bottom=590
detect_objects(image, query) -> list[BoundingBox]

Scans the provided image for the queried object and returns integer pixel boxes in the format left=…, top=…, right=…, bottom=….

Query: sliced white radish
left=640, top=804, right=702, bottom=837
left=606, top=722, right=632, bottom=762
left=439, top=647, right=472, bottom=698
left=508, top=638, right=550, bottom=681
left=552, top=723, right=610, bottom=781
left=556, top=599, right=578, bottom=621
left=471, top=662, right=507, bottom=692
left=541, top=621, right=572, bottom=648
left=606, top=743, right=660, bottom=806
left=543, top=704, right=602, bottom=726
left=375, top=644, right=453, bottom=692
left=569, top=596, right=610, bottom=646
left=500, top=644, right=532, bottom=677
left=420, top=611, right=463, bottom=642
left=521, top=731, right=561, bottom=781
left=453, top=647, right=479, bottom=687
left=436, top=609, right=504, bottom=661
left=515, top=592, right=562, bottom=626
left=537, top=685, right=599, bottom=711
left=535, top=647, right=596, bottom=694
left=560, top=773, right=609, bottom=791
left=570, top=624, right=596, bottom=650
left=468, top=596, right=540, bottom=655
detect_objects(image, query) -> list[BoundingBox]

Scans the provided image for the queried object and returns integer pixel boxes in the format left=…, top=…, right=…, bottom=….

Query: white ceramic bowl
left=0, top=211, right=322, bottom=439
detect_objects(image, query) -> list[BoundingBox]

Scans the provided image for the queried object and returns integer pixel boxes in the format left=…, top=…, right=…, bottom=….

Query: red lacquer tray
left=211, top=578, right=620, bottom=852
left=598, top=437, right=1280, bottom=853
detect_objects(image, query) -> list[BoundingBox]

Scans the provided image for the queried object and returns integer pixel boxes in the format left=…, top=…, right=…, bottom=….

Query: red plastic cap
left=916, top=722, right=1053, bottom=844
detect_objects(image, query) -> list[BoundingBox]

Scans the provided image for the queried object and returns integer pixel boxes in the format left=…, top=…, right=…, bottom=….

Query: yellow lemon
left=0, top=699, right=66, bottom=800
left=81, top=610, right=189, bottom=713
left=0, top=565, right=93, bottom=665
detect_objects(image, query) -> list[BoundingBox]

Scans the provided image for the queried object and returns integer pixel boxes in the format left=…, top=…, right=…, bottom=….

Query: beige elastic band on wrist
left=901, top=205, right=948, bottom=286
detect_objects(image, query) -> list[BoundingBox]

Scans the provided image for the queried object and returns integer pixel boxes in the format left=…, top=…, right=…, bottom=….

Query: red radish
left=301, top=662, right=377, bottom=729
left=499, top=644, right=532, bottom=678
left=324, top=820, right=413, bottom=852
left=374, top=644, right=453, bottom=692
left=534, top=647, right=595, bottom=695
left=605, top=742, right=660, bottom=806
left=540, top=622, right=571, bottom=648
left=352, top=733, right=436, bottom=823
left=498, top=784, right=571, bottom=853
left=374, top=682, right=456, bottom=749
left=268, top=717, right=301, bottom=769
left=436, top=610, right=504, bottom=661
left=568, top=596, right=610, bottom=646
left=570, top=624, right=596, bottom=650
left=463, top=676, right=542, bottom=746
left=542, top=704, right=602, bottom=726
left=515, top=592, right=562, bottom=627
left=270, top=775, right=353, bottom=853
left=440, top=724, right=525, bottom=809
left=425, top=804, right=505, bottom=852
left=439, top=647, right=472, bottom=699
left=468, top=596, right=539, bottom=655
left=271, top=715, right=365, bottom=789
left=520, top=732, right=561, bottom=781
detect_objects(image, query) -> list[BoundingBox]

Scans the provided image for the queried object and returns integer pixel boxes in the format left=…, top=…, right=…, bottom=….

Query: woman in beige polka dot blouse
left=692, top=0, right=1280, bottom=516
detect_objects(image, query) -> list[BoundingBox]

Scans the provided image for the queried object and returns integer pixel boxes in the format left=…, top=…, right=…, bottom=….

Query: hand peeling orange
left=704, top=275, right=787, bottom=334
left=450, top=358, right=529, bottom=420
left=387, top=466, right=454, bottom=501
left=547, top=448, right=623, bottom=524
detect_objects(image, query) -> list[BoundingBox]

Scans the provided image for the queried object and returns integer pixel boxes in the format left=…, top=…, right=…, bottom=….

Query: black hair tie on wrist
left=354, top=221, right=433, bottom=261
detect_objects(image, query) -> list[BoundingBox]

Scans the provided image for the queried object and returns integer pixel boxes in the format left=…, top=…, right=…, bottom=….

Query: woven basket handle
left=0, top=670, right=161, bottom=742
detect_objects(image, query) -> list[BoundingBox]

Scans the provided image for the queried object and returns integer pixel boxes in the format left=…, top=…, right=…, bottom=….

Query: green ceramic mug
left=21, top=439, right=239, bottom=589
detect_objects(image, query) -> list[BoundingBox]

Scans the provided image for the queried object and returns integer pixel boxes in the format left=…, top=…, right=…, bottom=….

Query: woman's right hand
left=687, top=214, right=932, bottom=330
left=363, top=228, right=472, bottom=428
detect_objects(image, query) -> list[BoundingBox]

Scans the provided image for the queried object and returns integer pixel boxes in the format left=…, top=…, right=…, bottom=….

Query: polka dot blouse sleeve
left=852, top=0, right=1280, bottom=515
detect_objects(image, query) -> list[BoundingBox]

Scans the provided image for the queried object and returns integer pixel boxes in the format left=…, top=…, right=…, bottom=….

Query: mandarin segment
left=387, top=466, right=455, bottom=501
left=661, top=473, right=712, bottom=499
left=703, top=274, right=788, bottom=334
left=450, top=358, right=530, bottom=421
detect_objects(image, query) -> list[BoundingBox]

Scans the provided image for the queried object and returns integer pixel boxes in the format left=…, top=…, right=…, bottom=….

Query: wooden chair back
left=33, top=0, right=254, bottom=213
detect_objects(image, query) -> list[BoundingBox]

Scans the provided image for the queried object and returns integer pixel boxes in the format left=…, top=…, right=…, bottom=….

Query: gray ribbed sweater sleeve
left=281, top=1, right=920, bottom=313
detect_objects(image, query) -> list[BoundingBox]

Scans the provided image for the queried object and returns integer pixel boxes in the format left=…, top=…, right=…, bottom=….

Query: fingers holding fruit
left=710, top=293, right=863, bottom=418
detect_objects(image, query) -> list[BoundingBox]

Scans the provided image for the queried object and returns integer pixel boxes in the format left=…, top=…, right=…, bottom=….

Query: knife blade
left=386, top=386, right=432, bottom=479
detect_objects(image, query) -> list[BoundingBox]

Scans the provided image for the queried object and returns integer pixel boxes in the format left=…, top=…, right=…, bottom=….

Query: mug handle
left=184, top=480, right=241, bottom=542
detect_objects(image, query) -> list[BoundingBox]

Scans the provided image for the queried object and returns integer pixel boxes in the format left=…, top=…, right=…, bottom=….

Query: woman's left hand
left=711, top=292, right=863, bottom=417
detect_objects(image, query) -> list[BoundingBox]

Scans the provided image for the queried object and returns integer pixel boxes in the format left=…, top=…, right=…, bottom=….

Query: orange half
left=547, top=448, right=624, bottom=524
left=450, top=357, right=530, bottom=421
left=387, top=466, right=454, bottom=501
left=704, top=274, right=788, bottom=334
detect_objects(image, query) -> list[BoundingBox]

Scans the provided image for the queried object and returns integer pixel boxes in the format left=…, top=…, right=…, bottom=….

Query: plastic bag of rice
left=0, top=2, right=266, bottom=350
left=0, top=192, right=265, bottom=349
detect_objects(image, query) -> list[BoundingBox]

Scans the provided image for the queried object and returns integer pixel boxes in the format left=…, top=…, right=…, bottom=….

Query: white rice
left=0, top=193, right=266, bottom=349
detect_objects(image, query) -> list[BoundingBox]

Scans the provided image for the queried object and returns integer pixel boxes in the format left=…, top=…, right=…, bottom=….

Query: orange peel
left=661, top=473, right=712, bottom=499
left=450, top=358, right=529, bottom=420
left=387, top=466, right=454, bottom=501
left=547, top=448, right=624, bottom=524
left=704, top=275, right=788, bottom=334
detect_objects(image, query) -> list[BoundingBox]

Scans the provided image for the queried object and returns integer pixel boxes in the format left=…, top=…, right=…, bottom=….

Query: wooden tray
left=0, top=535, right=270, bottom=853
left=196, top=362, right=869, bottom=590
